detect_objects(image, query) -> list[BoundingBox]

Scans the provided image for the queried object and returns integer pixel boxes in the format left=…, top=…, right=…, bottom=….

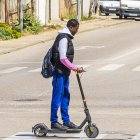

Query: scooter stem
left=76, top=73, right=92, bottom=129
left=76, top=73, right=88, bottom=108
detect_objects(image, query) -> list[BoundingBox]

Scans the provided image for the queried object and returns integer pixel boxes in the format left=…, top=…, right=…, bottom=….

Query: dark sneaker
left=51, top=122, right=67, bottom=131
left=63, top=122, right=78, bottom=129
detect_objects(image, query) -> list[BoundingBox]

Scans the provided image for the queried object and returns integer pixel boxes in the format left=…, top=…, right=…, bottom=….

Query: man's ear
left=69, top=26, right=73, bottom=30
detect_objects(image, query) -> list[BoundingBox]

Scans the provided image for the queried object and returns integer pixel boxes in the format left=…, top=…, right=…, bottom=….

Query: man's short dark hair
left=67, top=19, right=79, bottom=28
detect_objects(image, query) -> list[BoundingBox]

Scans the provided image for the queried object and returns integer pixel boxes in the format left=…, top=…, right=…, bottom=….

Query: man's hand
left=77, top=67, right=86, bottom=73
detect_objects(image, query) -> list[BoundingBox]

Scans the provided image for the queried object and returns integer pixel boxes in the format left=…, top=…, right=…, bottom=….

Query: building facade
left=0, top=0, right=91, bottom=25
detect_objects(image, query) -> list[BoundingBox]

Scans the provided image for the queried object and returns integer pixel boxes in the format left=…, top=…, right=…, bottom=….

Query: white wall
left=50, top=0, right=59, bottom=20
left=36, top=0, right=59, bottom=24
left=36, top=0, right=90, bottom=24
left=83, top=0, right=90, bottom=16
left=36, top=0, right=46, bottom=25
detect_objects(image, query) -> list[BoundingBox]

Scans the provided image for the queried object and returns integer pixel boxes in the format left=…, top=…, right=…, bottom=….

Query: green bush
left=0, top=23, right=10, bottom=28
left=81, top=15, right=96, bottom=21
left=47, top=24, right=62, bottom=30
left=12, top=12, right=42, bottom=34
left=61, top=10, right=77, bottom=20
left=0, top=27, right=13, bottom=40
left=0, top=23, right=21, bottom=40
left=12, top=20, right=19, bottom=31
left=23, top=12, right=42, bottom=34
left=12, top=29, right=22, bottom=38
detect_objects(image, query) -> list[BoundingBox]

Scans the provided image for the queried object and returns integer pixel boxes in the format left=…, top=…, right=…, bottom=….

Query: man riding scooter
left=51, top=19, right=84, bottom=130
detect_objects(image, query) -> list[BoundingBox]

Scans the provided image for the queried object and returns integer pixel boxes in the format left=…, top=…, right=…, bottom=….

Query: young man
left=51, top=19, right=83, bottom=130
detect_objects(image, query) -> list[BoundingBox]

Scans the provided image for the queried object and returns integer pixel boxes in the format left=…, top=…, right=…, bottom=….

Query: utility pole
left=77, top=0, right=81, bottom=22
left=49, top=0, right=51, bottom=21
left=19, top=0, right=23, bottom=32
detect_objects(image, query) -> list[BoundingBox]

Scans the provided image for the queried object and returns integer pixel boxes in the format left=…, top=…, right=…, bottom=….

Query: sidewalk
left=0, top=16, right=132, bottom=55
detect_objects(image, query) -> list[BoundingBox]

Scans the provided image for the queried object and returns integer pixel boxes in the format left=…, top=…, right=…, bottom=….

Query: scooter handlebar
left=76, top=67, right=86, bottom=74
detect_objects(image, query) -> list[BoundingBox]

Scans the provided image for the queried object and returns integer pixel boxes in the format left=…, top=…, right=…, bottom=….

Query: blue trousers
left=51, top=72, right=70, bottom=124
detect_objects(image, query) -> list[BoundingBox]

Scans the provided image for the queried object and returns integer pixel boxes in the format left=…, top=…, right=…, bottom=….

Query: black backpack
left=41, top=48, right=54, bottom=78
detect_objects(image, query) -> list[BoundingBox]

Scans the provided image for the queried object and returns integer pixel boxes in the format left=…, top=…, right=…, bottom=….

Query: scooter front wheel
left=84, top=124, right=99, bottom=138
left=33, top=123, right=48, bottom=137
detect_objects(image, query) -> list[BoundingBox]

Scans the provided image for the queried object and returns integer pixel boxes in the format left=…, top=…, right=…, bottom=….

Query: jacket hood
left=58, top=27, right=73, bottom=38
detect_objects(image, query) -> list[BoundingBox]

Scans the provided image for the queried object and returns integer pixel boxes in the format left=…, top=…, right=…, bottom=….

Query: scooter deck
left=66, top=129, right=82, bottom=133
left=48, top=129, right=82, bottom=133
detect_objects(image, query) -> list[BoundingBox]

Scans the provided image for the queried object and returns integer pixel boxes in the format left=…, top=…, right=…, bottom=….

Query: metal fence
left=0, top=0, right=34, bottom=24
left=9, top=0, right=31, bottom=12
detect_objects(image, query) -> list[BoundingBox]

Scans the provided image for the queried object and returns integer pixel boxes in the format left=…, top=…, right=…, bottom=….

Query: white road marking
left=0, top=62, right=41, bottom=65
left=132, top=66, right=140, bottom=71
left=2, top=132, right=36, bottom=140
left=97, top=64, right=125, bottom=71
left=111, top=48, right=140, bottom=60
left=66, top=132, right=107, bottom=140
left=3, top=132, right=107, bottom=140
left=28, top=65, right=91, bottom=73
left=0, top=67, right=27, bottom=74
left=1, top=64, right=140, bottom=74
left=132, top=133, right=140, bottom=140
left=75, top=46, right=105, bottom=50
left=76, top=64, right=91, bottom=69
left=75, top=59, right=110, bottom=62
left=28, top=68, right=41, bottom=72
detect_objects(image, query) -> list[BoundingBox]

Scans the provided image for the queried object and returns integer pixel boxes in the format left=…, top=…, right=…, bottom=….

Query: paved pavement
left=0, top=16, right=132, bottom=55
left=0, top=17, right=140, bottom=139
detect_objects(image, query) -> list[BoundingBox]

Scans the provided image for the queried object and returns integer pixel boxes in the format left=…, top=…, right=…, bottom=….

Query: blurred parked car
left=116, top=0, right=140, bottom=19
left=99, top=0, right=120, bottom=16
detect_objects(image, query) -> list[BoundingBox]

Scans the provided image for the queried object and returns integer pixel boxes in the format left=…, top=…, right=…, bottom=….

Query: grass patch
left=81, top=15, right=97, bottom=21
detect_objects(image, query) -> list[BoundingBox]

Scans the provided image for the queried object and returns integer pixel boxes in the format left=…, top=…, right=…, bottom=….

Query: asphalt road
left=0, top=20, right=140, bottom=140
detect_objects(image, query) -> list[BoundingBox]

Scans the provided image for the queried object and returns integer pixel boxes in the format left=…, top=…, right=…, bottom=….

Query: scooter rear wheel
left=84, top=124, right=99, bottom=138
left=33, top=123, right=47, bottom=137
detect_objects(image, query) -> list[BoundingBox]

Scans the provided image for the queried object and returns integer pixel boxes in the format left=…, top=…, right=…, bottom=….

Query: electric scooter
left=32, top=71, right=99, bottom=138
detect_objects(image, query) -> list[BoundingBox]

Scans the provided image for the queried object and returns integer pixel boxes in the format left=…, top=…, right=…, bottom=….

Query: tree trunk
left=5, top=0, right=9, bottom=24
left=88, top=0, right=98, bottom=17
left=31, top=0, right=35, bottom=15
left=88, top=0, right=93, bottom=18
left=0, top=0, right=5, bottom=22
